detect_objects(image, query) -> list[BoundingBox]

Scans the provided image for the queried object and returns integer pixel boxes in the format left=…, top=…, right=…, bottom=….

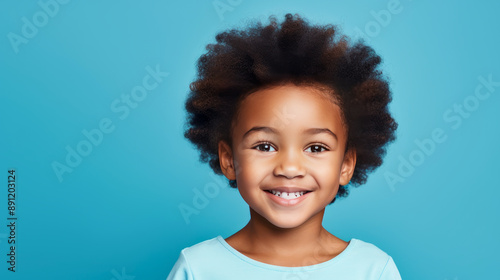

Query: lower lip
left=265, top=191, right=311, bottom=207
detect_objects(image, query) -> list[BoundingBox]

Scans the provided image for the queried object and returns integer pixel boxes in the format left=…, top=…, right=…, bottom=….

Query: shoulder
left=176, top=236, right=233, bottom=270
left=345, top=238, right=401, bottom=280
left=348, top=238, right=392, bottom=259
left=167, top=236, right=225, bottom=280
left=181, top=236, right=224, bottom=258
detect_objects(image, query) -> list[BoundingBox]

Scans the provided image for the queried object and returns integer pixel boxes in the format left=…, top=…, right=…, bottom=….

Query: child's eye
left=254, top=143, right=274, bottom=152
left=305, top=144, right=329, bottom=153
left=253, top=143, right=328, bottom=153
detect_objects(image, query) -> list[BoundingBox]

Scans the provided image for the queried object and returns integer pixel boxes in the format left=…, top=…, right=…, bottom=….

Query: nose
left=273, top=147, right=306, bottom=179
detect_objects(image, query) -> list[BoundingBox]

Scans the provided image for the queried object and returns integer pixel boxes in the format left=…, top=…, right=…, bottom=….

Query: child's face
left=218, top=83, right=356, bottom=229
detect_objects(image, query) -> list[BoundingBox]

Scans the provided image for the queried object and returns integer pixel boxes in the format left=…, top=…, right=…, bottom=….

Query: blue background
left=1, top=0, right=499, bottom=279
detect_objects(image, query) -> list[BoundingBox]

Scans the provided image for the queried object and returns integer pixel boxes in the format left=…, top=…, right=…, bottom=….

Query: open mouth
left=265, top=190, right=312, bottom=200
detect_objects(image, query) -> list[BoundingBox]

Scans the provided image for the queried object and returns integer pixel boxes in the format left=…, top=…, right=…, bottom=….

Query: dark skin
left=218, top=83, right=357, bottom=267
left=223, top=209, right=350, bottom=267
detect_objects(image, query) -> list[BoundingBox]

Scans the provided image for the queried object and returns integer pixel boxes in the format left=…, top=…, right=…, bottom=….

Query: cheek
left=309, top=158, right=343, bottom=185
left=234, top=161, right=266, bottom=205
left=309, top=164, right=341, bottom=202
left=233, top=155, right=267, bottom=187
left=234, top=150, right=268, bottom=173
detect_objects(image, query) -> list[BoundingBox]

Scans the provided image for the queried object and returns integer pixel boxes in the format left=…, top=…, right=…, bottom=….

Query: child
left=168, top=13, right=401, bottom=279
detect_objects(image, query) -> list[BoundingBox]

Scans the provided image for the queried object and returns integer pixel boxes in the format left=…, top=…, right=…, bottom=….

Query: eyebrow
left=242, top=126, right=338, bottom=141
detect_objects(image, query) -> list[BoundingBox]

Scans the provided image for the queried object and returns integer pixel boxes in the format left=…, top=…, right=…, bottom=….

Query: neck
left=241, top=207, right=331, bottom=256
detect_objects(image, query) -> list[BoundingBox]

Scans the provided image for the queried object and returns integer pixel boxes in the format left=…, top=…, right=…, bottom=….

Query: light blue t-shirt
left=167, top=236, right=402, bottom=280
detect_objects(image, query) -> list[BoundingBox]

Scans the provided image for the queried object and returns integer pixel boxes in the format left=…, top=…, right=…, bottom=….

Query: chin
left=271, top=222, right=304, bottom=229
left=266, top=215, right=310, bottom=229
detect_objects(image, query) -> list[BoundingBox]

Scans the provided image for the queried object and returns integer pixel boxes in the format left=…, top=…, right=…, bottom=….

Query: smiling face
left=218, top=83, right=356, bottom=229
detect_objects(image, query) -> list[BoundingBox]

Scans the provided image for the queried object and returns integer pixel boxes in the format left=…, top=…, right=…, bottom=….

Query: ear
left=339, top=147, right=357, bottom=186
left=218, top=140, right=236, bottom=180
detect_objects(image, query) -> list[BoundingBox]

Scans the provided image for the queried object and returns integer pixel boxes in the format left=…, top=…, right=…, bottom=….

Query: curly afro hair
left=183, top=13, right=397, bottom=202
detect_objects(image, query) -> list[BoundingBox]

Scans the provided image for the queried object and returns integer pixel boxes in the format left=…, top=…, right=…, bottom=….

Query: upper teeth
left=271, top=190, right=305, bottom=199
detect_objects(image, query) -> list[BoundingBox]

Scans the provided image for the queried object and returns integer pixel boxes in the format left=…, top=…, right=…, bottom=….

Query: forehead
left=231, top=83, right=346, bottom=140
